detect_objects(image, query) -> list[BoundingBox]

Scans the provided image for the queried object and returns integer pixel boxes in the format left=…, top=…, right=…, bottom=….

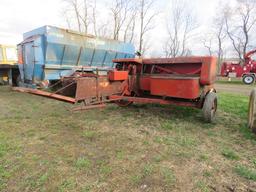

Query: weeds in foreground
left=234, top=165, right=256, bottom=181
left=75, top=157, right=91, bottom=171
left=221, top=148, right=240, bottom=160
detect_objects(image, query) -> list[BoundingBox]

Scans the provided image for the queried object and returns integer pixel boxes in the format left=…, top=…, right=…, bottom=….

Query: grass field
left=217, top=78, right=245, bottom=85
left=0, top=86, right=256, bottom=192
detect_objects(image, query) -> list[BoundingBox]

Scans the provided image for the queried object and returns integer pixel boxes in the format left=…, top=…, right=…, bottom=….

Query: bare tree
left=138, top=0, right=158, bottom=55
left=211, top=4, right=227, bottom=72
left=123, top=7, right=137, bottom=43
left=79, top=0, right=90, bottom=33
left=224, top=0, right=256, bottom=62
left=111, top=0, right=121, bottom=40
left=65, top=0, right=82, bottom=32
left=164, top=0, right=198, bottom=58
left=202, top=36, right=213, bottom=56
left=215, top=17, right=226, bottom=66
left=110, top=0, right=139, bottom=41
left=62, top=9, right=73, bottom=29
left=91, top=0, right=98, bottom=36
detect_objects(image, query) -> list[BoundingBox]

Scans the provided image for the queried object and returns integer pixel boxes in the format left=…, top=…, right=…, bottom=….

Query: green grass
left=82, top=130, right=97, bottom=140
left=0, top=86, right=256, bottom=191
left=198, top=154, right=209, bottom=161
left=234, top=165, right=256, bottom=181
left=75, top=157, right=91, bottom=170
left=130, top=174, right=143, bottom=184
left=196, top=180, right=209, bottom=192
left=143, top=164, right=154, bottom=176
left=252, top=158, right=256, bottom=167
left=203, top=170, right=212, bottom=177
left=99, top=164, right=112, bottom=176
left=116, top=150, right=125, bottom=160
left=160, top=120, right=173, bottom=130
left=218, top=93, right=248, bottom=119
left=216, top=79, right=245, bottom=85
left=219, top=93, right=256, bottom=141
left=0, top=165, right=11, bottom=189
left=58, top=179, right=76, bottom=192
left=81, top=185, right=92, bottom=192
left=38, top=173, right=49, bottom=186
left=161, top=167, right=176, bottom=186
left=221, top=148, right=240, bottom=160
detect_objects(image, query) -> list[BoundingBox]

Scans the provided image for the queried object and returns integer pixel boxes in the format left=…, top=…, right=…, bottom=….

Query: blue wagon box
left=18, top=25, right=135, bottom=85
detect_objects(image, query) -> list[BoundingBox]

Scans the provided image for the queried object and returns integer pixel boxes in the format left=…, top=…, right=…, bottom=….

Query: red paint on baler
left=140, top=75, right=151, bottom=91
left=113, top=56, right=216, bottom=100
left=150, top=76, right=200, bottom=99
left=200, top=57, right=217, bottom=85
left=108, top=70, right=128, bottom=81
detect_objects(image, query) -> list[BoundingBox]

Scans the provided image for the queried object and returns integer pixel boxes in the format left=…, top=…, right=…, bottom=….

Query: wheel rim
left=244, top=76, right=253, bottom=84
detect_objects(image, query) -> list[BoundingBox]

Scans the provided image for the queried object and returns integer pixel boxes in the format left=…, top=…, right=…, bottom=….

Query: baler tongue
left=12, top=87, right=76, bottom=103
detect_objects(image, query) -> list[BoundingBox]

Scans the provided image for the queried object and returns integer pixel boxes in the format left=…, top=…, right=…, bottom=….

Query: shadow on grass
left=112, top=103, right=216, bottom=130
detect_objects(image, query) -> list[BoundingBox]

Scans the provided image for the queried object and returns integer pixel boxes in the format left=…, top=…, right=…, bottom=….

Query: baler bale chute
left=14, top=56, right=218, bottom=122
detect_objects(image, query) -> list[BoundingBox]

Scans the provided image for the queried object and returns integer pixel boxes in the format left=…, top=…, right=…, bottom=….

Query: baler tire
left=115, top=100, right=133, bottom=107
left=248, top=89, right=256, bottom=133
left=243, top=75, right=255, bottom=85
left=202, top=92, right=217, bottom=123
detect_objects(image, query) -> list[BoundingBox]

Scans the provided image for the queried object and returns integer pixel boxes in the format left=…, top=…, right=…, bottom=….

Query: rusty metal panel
left=75, top=78, right=97, bottom=100
left=75, top=77, right=123, bottom=101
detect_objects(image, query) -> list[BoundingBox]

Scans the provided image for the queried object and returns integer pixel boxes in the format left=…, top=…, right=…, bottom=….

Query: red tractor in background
left=221, top=49, right=256, bottom=84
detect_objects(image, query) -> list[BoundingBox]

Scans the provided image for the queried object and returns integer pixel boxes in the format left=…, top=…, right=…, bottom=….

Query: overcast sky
left=0, top=0, right=236, bottom=55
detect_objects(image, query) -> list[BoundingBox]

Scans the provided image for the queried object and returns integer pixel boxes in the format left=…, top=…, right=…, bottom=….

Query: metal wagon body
left=17, top=26, right=135, bottom=87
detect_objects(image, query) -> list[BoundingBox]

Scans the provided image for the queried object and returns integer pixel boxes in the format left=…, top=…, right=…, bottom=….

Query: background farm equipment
left=17, top=25, right=135, bottom=88
left=0, top=45, right=19, bottom=85
left=14, top=56, right=218, bottom=122
left=221, top=49, right=256, bottom=84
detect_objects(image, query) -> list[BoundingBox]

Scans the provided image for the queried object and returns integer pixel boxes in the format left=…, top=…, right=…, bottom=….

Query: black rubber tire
left=243, top=75, right=255, bottom=85
left=248, top=89, right=256, bottom=133
left=202, top=92, right=217, bottom=123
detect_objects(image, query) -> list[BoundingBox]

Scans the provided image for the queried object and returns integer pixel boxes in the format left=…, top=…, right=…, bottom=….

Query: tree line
left=62, top=0, right=256, bottom=69
left=63, top=0, right=158, bottom=55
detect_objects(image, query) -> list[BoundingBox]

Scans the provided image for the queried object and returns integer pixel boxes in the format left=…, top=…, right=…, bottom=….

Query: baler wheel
left=243, top=75, right=255, bottom=85
left=248, top=89, right=256, bottom=133
left=202, top=92, right=217, bottom=123
left=115, top=99, right=133, bottom=107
